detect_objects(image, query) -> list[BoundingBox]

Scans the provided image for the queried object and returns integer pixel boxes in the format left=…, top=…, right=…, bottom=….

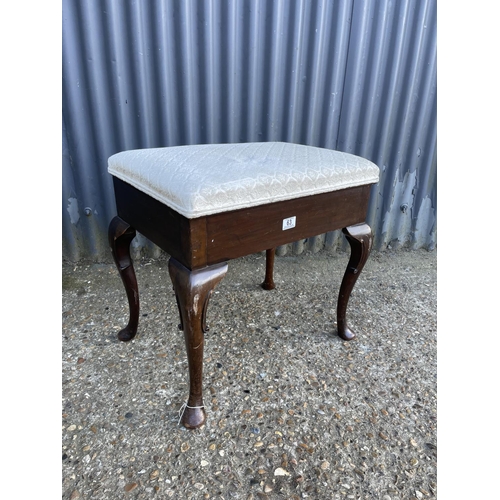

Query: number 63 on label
left=282, top=216, right=296, bottom=230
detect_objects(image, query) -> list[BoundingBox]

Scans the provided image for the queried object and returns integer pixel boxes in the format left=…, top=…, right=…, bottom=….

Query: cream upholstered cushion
left=108, top=142, right=379, bottom=219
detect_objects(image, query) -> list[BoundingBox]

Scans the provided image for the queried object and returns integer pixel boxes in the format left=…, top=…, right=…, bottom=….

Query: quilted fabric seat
left=108, top=142, right=379, bottom=219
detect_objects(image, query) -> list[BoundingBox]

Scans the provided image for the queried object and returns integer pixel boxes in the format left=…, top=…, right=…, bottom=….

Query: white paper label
left=282, top=216, right=296, bottom=230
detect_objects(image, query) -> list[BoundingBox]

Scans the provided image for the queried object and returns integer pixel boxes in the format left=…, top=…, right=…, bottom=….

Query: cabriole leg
left=337, top=223, right=373, bottom=341
left=261, top=248, right=276, bottom=290
left=168, top=258, right=228, bottom=429
left=108, top=216, right=140, bottom=342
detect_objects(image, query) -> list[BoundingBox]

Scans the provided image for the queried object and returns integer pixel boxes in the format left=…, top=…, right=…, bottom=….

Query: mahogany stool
left=107, top=142, right=379, bottom=429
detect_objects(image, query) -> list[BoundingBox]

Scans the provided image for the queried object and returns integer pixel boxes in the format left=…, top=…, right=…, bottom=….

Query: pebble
left=69, top=491, right=80, bottom=500
left=320, top=461, right=330, bottom=470
left=201, top=460, right=209, bottom=467
left=354, top=468, right=364, bottom=478
left=67, top=425, right=77, bottom=431
left=181, top=442, right=190, bottom=452
left=124, top=482, right=138, bottom=492
left=274, top=467, right=290, bottom=476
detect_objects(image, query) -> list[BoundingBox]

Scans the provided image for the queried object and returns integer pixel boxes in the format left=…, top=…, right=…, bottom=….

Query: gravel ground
left=62, top=248, right=436, bottom=500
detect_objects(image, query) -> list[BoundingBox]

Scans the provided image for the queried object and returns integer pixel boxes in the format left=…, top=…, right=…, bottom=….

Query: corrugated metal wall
left=62, top=0, right=436, bottom=262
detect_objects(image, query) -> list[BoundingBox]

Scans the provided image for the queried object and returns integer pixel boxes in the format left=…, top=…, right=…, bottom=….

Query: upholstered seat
left=108, top=142, right=379, bottom=218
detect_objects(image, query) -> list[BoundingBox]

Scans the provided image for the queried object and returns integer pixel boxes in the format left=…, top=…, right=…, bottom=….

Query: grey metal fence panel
left=338, top=0, right=437, bottom=250
left=62, top=0, right=436, bottom=262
